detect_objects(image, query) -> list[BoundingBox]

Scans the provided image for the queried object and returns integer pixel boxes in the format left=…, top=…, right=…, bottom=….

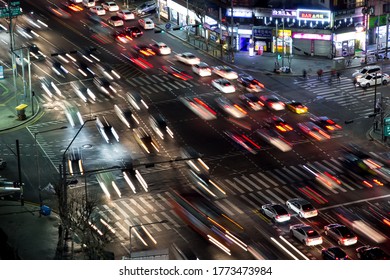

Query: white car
left=256, top=128, right=292, bottom=152
left=150, top=42, right=171, bottom=55
left=212, top=65, right=238, bottom=80
left=261, top=204, right=291, bottom=223
left=286, top=198, right=318, bottom=218
left=192, top=62, right=212, bottom=77
left=290, top=224, right=323, bottom=246
left=102, top=1, right=119, bottom=12
left=116, top=9, right=134, bottom=20
left=138, top=17, right=155, bottom=30
left=215, top=96, right=246, bottom=118
left=107, top=16, right=124, bottom=27
left=259, top=95, right=285, bottom=111
left=357, top=73, right=390, bottom=88
left=297, top=121, right=331, bottom=142
left=90, top=6, right=106, bottom=15
left=211, top=78, right=235, bottom=93
left=175, top=52, right=200, bottom=65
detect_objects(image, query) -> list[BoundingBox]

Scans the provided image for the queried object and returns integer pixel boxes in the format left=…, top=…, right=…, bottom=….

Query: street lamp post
left=129, top=220, right=168, bottom=258
left=34, top=126, right=67, bottom=207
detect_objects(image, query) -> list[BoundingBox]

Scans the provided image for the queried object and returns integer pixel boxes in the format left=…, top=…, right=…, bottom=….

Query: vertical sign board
left=384, top=117, right=390, bottom=137
left=0, top=66, right=3, bottom=79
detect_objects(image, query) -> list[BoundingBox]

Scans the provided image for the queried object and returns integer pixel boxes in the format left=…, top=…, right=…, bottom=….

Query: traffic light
left=173, top=26, right=183, bottom=31
left=154, top=29, right=165, bottom=33
left=277, top=54, right=282, bottom=59
left=192, top=24, right=202, bottom=28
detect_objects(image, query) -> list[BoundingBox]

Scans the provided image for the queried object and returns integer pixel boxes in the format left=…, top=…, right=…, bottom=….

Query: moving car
left=47, top=4, right=72, bottom=18
left=357, top=73, right=390, bottom=88
left=101, top=2, right=119, bottom=12
left=324, top=224, right=358, bottom=246
left=180, top=97, right=217, bottom=121
left=116, top=9, right=134, bottom=20
left=149, top=42, right=171, bottom=55
left=136, top=1, right=156, bottom=15
left=161, top=65, right=193, bottom=81
left=211, top=78, right=235, bottom=93
left=95, top=116, right=119, bottom=143
left=62, top=102, right=84, bottom=127
left=93, top=76, right=117, bottom=95
left=352, top=65, right=381, bottom=79
left=114, top=104, right=139, bottom=129
left=133, top=127, right=159, bottom=154
left=256, top=128, right=292, bottom=152
left=123, top=26, right=143, bottom=38
left=224, top=131, right=260, bottom=154
left=134, top=44, right=156, bottom=57
left=89, top=5, right=106, bottom=15
left=310, top=116, right=342, bottom=133
left=149, top=113, right=174, bottom=140
left=297, top=121, right=331, bottom=141
left=285, top=100, right=308, bottom=114
left=290, top=224, right=323, bottom=246
left=322, top=247, right=349, bottom=260
left=286, top=198, right=318, bottom=218
left=67, top=147, right=83, bottom=176
left=215, top=96, right=247, bottom=118
left=127, top=91, right=149, bottom=110
left=259, top=95, right=285, bottom=111
left=175, top=52, right=200, bottom=65
left=356, top=245, right=389, bottom=260
left=82, top=0, right=95, bottom=7
left=107, top=16, right=124, bottom=27
left=192, top=62, right=212, bottom=77
left=138, top=17, right=155, bottom=30
left=237, top=74, right=264, bottom=92
left=212, top=65, right=238, bottom=80
left=266, top=116, right=293, bottom=132
left=40, top=77, right=61, bottom=97
left=51, top=61, right=69, bottom=77
left=260, top=204, right=291, bottom=223
left=239, top=93, right=263, bottom=111
left=181, top=146, right=209, bottom=176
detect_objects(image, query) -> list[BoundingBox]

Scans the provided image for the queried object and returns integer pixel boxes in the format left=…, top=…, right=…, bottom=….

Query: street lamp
left=129, top=220, right=168, bottom=258
left=34, top=126, right=67, bottom=207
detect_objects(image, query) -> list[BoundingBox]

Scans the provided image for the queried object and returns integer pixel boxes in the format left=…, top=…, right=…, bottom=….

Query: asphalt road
left=0, top=0, right=389, bottom=260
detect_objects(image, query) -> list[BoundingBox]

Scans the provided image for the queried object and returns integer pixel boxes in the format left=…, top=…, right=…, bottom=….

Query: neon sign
left=297, top=9, right=330, bottom=21
left=292, top=33, right=331, bottom=40
left=272, top=9, right=297, bottom=18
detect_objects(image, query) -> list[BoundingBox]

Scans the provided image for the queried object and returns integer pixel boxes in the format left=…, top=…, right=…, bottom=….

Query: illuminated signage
left=226, top=8, right=253, bottom=18
left=297, top=9, right=330, bottom=21
left=292, top=32, right=331, bottom=40
left=278, top=30, right=291, bottom=37
left=272, top=9, right=297, bottom=18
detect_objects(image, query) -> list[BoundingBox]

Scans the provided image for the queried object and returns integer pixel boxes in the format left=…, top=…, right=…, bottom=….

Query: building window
left=384, top=4, right=390, bottom=14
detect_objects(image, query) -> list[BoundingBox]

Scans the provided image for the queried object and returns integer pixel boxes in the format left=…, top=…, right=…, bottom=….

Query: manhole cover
left=83, top=144, right=93, bottom=149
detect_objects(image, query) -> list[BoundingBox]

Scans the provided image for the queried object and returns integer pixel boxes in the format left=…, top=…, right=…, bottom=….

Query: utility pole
left=386, top=13, right=389, bottom=58
left=230, top=0, right=234, bottom=63
left=16, top=139, right=23, bottom=206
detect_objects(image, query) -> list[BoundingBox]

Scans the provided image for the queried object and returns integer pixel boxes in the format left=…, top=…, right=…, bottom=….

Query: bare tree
left=67, top=190, right=111, bottom=259
left=191, top=0, right=209, bottom=51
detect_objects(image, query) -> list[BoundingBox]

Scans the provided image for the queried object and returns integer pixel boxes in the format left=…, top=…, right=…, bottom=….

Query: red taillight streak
left=324, top=172, right=341, bottom=184
left=309, top=131, right=322, bottom=141
left=233, top=104, right=247, bottom=114
left=240, top=134, right=261, bottom=149
left=193, top=98, right=217, bottom=115
left=298, top=187, right=326, bottom=204
left=363, top=180, right=373, bottom=188
left=276, top=125, right=287, bottom=132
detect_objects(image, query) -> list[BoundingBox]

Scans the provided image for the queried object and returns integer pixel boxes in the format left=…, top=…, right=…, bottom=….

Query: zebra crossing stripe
left=224, top=199, right=245, bottom=214
left=216, top=180, right=237, bottom=195
left=126, top=78, right=138, bottom=87
left=214, top=199, right=236, bottom=216
left=150, top=75, right=164, bottom=83
left=148, top=196, right=166, bottom=211
left=272, top=169, right=295, bottom=183
left=328, top=159, right=344, bottom=173
left=142, top=215, right=163, bottom=232
left=102, top=204, right=122, bottom=220
left=112, top=201, right=131, bottom=218
left=225, top=179, right=245, bottom=194
left=132, top=78, right=145, bottom=86
left=152, top=213, right=171, bottom=230
left=167, top=210, right=182, bottom=227
left=181, top=80, right=193, bottom=87
left=320, top=212, right=338, bottom=224
left=119, top=200, right=139, bottom=216
left=281, top=185, right=304, bottom=199
left=234, top=177, right=254, bottom=192
left=265, top=170, right=286, bottom=185
left=241, top=194, right=260, bottom=209
left=339, top=175, right=363, bottom=190
left=130, top=198, right=148, bottom=215
left=139, top=197, right=156, bottom=212
left=249, top=193, right=267, bottom=208
left=249, top=174, right=269, bottom=188
left=114, top=221, right=127, bottom=240
left=282, top=167, right=302, bottom=181
left=241, top=175, right=262, bottom=190
left=306, top=180, right=336, bottom=195
left=166, top=82, right=180, bottom=90
left=290, top=166, right=311, bottom=179
left=265, top=189, right=285, bottom=204
left=173, top=80, right=187, bottom=89
left=272, top=187, right=292, bottom=201
left=258, top=172, right=278, bottom=186
left=97, top=208, right=111, bottom=222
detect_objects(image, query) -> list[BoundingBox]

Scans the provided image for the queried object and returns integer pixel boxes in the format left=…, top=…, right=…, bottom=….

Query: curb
left=0, top=101, right=42, bottom=133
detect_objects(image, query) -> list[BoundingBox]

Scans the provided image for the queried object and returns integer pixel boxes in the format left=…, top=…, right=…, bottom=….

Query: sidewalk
left=0, top=200, right=60, bottom=260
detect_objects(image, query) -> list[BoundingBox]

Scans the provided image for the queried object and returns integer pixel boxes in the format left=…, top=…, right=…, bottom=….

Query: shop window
left=384, top=4, right=390, bottom=14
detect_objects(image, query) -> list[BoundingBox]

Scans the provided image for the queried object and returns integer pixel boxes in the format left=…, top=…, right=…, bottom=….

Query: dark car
left=0, top=158, right=6, bottom=170
left=310, top=116, right=342, bottom=133
left=29, top=44, right=46, bottom=61
left=237, top=74, right=264, bottom=92
left=324, top=224, right=357, bottom=246
left=161, top=65, right=193, bottom=81
left=149, top=113, right=174, bottom=140
left=322, top=247, right=349, bottom=260
left=239, top=93, right=263, bottom=111
left=123, top=26, right=143, bottom=38
left=356, top=245, right=389, bottom=260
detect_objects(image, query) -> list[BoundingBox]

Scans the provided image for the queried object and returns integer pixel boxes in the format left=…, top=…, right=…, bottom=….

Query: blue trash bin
left=40, top=205, right=51, bottom=216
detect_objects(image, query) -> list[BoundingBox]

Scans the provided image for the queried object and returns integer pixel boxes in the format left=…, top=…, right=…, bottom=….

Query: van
left=352, top=65, right=381, bottom=79
left=82, top=0, right=95, bottom=7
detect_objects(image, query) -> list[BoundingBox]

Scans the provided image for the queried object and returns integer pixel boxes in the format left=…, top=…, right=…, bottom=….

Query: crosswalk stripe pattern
left=294, top=76, right=381, bottom=117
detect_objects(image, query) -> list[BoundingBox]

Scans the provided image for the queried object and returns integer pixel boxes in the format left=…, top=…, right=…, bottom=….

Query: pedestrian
left=303, top=69, right=307, bottom=79
left=337, top=71, right=341, bottom=82
left=317, top=69, right=323, bottom=80
left=331, top=69, right=336, bottom=79
left=353, top=78, right=357, bottom=90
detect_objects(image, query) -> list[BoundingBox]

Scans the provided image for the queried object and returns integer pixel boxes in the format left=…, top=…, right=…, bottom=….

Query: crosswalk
left=35, top=74, right=201, bottom=109
left=294, top=76, right=380, bottom=118
left=93, top=157, right=368, bottom=243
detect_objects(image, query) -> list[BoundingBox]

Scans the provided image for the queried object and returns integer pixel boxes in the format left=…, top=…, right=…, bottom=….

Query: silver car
left=290, top=224, right=323, bottom=246
left=261, top=204, right=291, bottom=223
left=324, top=224, right=358, bottom=246
left=286, top=198, right=318, bottom=218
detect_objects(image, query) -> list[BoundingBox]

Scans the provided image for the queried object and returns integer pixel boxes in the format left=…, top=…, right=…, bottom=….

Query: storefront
left=292, top=32, right=332, bottom=57
left=273, top=29, right=293, bottom=56
left=252, top=27, right=273, bottom=53
left=158, top=0, right=169, bottom=21
left=333, top=32, right=358, bottom=57
left=167, top=0, right=197, bottom=27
